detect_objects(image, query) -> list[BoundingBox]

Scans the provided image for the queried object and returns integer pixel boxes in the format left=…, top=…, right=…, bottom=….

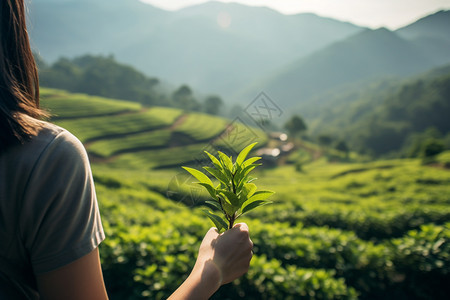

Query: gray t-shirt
left=0, top=120, right=105, bottom=299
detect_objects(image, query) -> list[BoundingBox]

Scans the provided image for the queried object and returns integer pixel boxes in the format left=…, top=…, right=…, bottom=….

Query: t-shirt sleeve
left=20, top=129, right=105, bottom=275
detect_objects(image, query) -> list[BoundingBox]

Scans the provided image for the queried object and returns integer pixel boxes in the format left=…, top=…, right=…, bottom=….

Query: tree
left=335, top=140, right=350, bottom=158
left=228, top=104, right=245, bottom=119
left=422, top=139, right=445, bottom=157
left=40, top=58, right=81, bottom=92
left=39, top=54, right=162, bottom=106
left=204, top=95, right=223, bottom=115
left=318, top=135, right=333, bottom=147
left=284, top=115, right=307, bottom=137
left=172, top=85, right=200, bottom=111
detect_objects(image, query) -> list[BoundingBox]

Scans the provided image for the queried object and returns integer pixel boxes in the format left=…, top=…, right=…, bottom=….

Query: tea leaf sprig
left=183, top=143, right=274, bottom=232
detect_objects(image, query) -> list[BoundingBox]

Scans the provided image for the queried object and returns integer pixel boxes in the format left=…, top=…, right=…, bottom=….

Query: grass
left=91, top=152, right=450, bottom=298
left=40, top=87, right=450, bottom=298
left=88, top=129, right=172, bottom=157
left=213, top=121, right=268, bottom=155
left=55, top=107, right=183, bottom=143
left=109, top=143, right=209, bottom=170
left=41, top=88, right=141, bottom=118
left=173, top=113, right=229, bottom=141
left=42, top=89, right=269, bottom=169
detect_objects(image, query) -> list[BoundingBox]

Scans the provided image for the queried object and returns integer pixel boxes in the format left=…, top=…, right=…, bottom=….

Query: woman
left=0, top=1, right=253, bottom=299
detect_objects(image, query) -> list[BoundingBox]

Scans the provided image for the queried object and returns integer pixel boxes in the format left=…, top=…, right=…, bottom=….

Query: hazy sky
left=140, top=0, right=450, bottom=29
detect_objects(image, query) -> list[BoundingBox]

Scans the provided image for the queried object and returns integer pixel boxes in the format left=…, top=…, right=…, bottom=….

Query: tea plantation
left=41, top=89, right=450, bottom=299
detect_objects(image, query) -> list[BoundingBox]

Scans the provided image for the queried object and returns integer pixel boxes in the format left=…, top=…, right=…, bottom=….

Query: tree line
left=300, top=66, right=450, bottom=159
left=36, top=54, right=225, bottom=115
left=36, top=54, right=450, bottom=160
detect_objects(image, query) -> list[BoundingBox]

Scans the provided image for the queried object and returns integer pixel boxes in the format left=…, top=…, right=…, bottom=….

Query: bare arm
left=36, top=223, right=252, bottom=300
left=36, top=248, right=108, bottom=300
left=169, top=223, right=253, bottom=300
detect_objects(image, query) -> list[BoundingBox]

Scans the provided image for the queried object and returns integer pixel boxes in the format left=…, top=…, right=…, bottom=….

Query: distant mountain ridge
left=397, top=10, right=450, bottom=42
left=237, top=27, right=436, bottom=108
left=397, top=10, right=450, bottom=66
left=28, top=1, right=450, bottom=112
left=302, top=64, right=450, bottom=156
left=237, top=10, right=450, bottom=110
left=28, top=0, right=362, bottom=99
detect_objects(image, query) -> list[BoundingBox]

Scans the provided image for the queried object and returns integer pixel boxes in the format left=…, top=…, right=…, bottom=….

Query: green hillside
left=40, top=88, right=450, bottom=299
left=302, top=64, right=450, bottom=157
left=40, top=88, right=268, bottom=169
left=29, top=0, right=362, bottom=99
left=41, top=88, right=142, bottom=119
left=92, top=151, right=450, bottom=300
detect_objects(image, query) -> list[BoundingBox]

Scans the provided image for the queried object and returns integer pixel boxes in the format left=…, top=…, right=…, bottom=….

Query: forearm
left=168, top=260, right=221, bottom=300
left=169, top=225, right=252, bottom=299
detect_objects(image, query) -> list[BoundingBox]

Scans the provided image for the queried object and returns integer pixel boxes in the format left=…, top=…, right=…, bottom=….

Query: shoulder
left=0, top=120, right=90, bottom=197
left=27, top=120, right=92, bottom=186
left=19, top=119, right=88, bottom=170
left=16, top=123, right=104, bottom=275
left=33, top=120, right=85, bottom=157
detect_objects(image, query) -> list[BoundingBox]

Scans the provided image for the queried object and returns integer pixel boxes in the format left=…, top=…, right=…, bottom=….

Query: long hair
left=0, top=0, right=46, bottom=151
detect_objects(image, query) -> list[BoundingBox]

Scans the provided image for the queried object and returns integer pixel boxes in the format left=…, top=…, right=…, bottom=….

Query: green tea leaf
left=218, top=151, right=233, bottom=174
left=184, top=144, right=272, bottom=231
left=197, top=183, right=218, bottom=200
left=235, top=163, right=259, bottom=189
left=243, top=156, right=261, bottom=167
left=219, top=197, right=235, bottom=216
left=220, top=190, right=240, bottom=207
left=245, top=190, right=275, bottom=203
left=241, top=200, right=272, bottom=215
left=204, top=151, right=223, bottom=170
left=182, top=167, right=213, bottom=187
left=205, top=200, right=222, bottom=211
left=239, top=183, right=257, bottom=205
left=204, top=166, right=229, bottom=186
left=233, top=162, right=243, bottom=186
left=202, top=210, right=228, bottom=232
left=241, top=190, right=274, bottom=214
left=236, top=142, right=258, bottom=166
left=247, top=177, right=258, bottom=183
left=218, top=193, right=233, bottom=206
left=238, top=164, right=261, bottom=187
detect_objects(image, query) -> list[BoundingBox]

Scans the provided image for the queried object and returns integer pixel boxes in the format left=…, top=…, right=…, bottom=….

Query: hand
left=168, top=223, right=253, bottom=300
left=196, top=223, right=253, bottom=286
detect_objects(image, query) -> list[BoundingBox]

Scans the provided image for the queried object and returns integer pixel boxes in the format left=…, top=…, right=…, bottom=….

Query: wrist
left=188, top=259, right=221, bottom=298
left=169, top=260, right=221, bottom=300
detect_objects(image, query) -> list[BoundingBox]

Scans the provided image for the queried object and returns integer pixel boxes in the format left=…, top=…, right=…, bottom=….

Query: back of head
left=0, top=0, right=46, bottom=152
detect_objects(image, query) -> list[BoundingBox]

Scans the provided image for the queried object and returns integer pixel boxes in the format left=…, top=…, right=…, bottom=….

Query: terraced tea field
left=41, top=88, right=268, bottom=169
left=41, top=88, right=450, bottom=299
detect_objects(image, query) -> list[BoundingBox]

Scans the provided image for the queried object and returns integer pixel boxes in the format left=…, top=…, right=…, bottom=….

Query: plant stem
left=228, top=214, right=235, bottom=230
left=218, top=197, right=226, bottom=215
left=231, top=172, right=236, bottom=194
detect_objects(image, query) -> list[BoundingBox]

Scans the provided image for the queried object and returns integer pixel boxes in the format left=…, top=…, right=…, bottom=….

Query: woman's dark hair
left=0, top=0, right=46, bottom=151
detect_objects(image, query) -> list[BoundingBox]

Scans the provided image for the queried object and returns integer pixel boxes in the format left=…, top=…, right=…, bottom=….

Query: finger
left=209, top=227, right=220, bottom=234
left=233, top=222, right=249, bottom=232
left=248, top=238, right=254, bottom=250
left=204, top=227, right=219, bottom=240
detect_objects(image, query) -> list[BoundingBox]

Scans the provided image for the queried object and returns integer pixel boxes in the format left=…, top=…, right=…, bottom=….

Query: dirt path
left=170, top=114, right=189, bottom=130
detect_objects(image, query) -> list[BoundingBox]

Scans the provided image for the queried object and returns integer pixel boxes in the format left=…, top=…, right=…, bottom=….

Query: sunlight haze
left=140, top=0, right=450, bottom=29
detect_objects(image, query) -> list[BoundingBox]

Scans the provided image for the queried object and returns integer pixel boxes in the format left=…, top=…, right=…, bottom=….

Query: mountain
left=305, top=64, right=450, bottom=156
left=397, top=10, right=450, bottom=42
left=236, top=28, right=435, bottom=110
left=28, top=1, right=450, bottom=112
left=397, top=10, right=450, bottom=66
left=28, top=0, right=170, bottom=60
left=28, top=0, right=362, bottom=99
